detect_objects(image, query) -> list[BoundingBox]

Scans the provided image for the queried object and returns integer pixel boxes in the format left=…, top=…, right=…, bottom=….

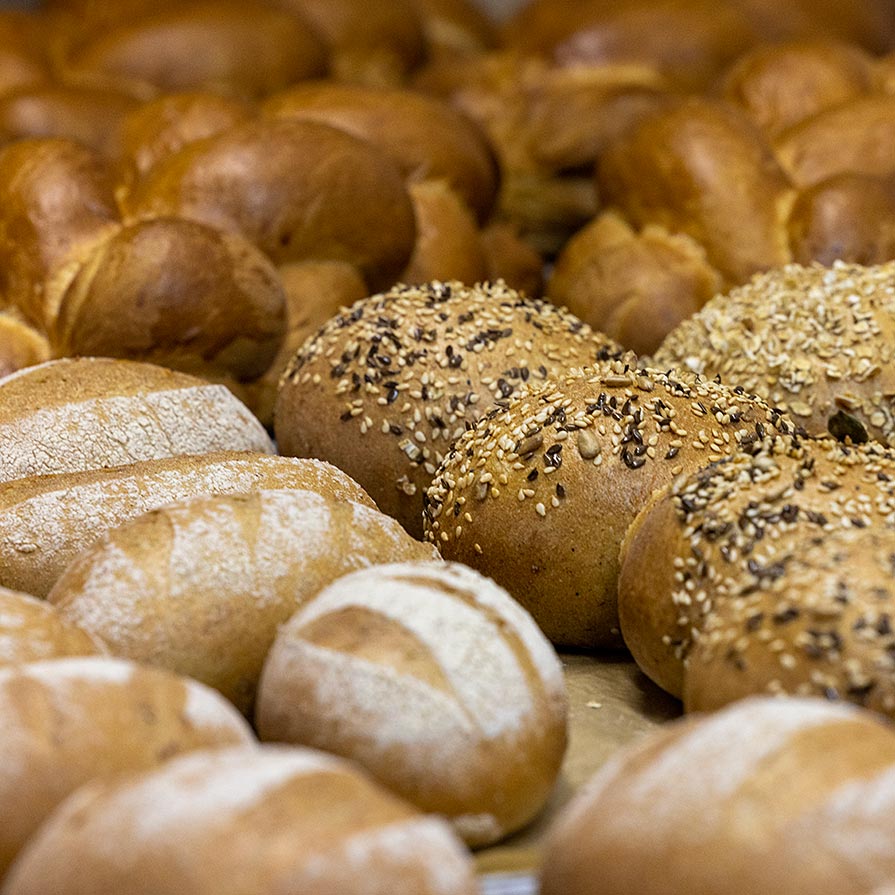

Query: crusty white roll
left=540, top=696, right=895, bottom=895
left=2, top=745, right=477, bottom=895
left=257, top=560, right=567, bottom=847
left=49, top=489, right=438, bottom=713
left=0, top=656, right=254, bottom=879
left=0, top=451, right=372, bottom=599
left=0, top=357, right=273, bottom=485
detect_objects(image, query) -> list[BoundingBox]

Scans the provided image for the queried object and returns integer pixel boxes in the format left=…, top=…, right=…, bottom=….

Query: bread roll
left=618, top=435, right=895, bottom=697
left=0, top=312, right=49, bottom=379
left=540, top=696, right=895, bottom=895
left=50, top=218, right=287, bottom=383
left=425, top=362, right=798, bottom=647
left=3, top=745, right=477, bottom=895
left=49, top=489, right=438, bottom=713
left=410, top=0, right=496, bottom=57
left=0, top=357, right=273, bottom=484
left=0, top=588, right=103, bottom=665
left=654, top=261, right=895, bottom=445
left=275, top=280, right=622, bottom=537
left=0, top=451, right=372, bottom=598
left=0, top=656, right=253, bottom=878
left=257, top=561, right=567, bottom=847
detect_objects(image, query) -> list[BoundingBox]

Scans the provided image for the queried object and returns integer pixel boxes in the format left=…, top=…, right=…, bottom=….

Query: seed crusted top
left=655, top=261, right=895, bottom=446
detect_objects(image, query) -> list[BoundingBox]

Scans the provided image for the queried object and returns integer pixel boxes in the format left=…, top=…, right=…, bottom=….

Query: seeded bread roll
left=49, top=489, right=438, bottom=713
left=685, top=527, right=895, bottom=717
left=0, top=312, right=49, bottom=379
left=50, top=218, right=287, bottom=384
left=618, top=435, right=895, bottom=698
left=654, top=261, right=895, bottom=446
left=0, top=589, right=103, bottom=665
left=0, top=656, right=254, bottom=879
left=540, top=696, right=895, bottom=895
left=0, top=451, right=372, bottom=599
left=275, top=280, right=622, bottom=537
left=0, top=358, right=273, bottom=485
left=3, top=746, right=476, bottom=895
left=425, top=362, right=798, bottom=647
left=257, top=560, right=567, bottom=847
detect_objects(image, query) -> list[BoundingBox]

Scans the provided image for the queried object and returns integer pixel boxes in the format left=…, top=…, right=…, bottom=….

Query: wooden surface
left=477, top=652, right=681, bottom=885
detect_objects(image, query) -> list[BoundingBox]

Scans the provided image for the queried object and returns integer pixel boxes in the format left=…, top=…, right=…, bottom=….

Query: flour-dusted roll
left=257, top=561, right=567, bottom=847
left=49, top=489, right=438, bottom=713
left=0, top=588, right=103, bottom=665
left=0, top=451, right=373, bottom=598
left=2, top=745, right=477, bottom=895
left=0, top=357, right=273, bottom=484
left=275, top=280, right=622, bottom=537
left=425, top=361, right=798, bottom=647
left=0, top=656, right=254, bottom=879
left=540, top=696, right=895, bottom=895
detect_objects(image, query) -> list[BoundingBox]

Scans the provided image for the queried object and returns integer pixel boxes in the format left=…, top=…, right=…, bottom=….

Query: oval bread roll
left=0, top=357, right=273, bottom=484
left=3, top=746, right=477, bottom=895
left=0, top=656, right=254, bottom=879
left=257, top=561, right=568, bottom=847
left=540, top=697, right=895, bottom=895
left=49, top=489, right=439, bottom=713
left=0, top=451, right=373, bottom=598
left=0, top=588, right=103, bottom=665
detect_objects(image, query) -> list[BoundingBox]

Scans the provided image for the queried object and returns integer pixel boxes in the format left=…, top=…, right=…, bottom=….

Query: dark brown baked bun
left=540, top=696, right=895, bottom=895
left=425, top=362, right=798, bottom=648
left=618, top=435, right=895, bottom=698
left=49, top=218, right=287, bottom=384
left=0, top=656, right=254, bottom=879
left=275, top=280, right=622, bottom=537
left=48, top=489, right=438, bottom=713
left=4, top=745, right=477, bottom=895
left=654, top=261, right=895, bottom=446
left=256, top=560, right=567, bottom=847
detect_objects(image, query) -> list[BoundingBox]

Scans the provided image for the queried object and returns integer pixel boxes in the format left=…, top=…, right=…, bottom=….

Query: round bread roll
left=654, top=261, right=895, bottom=446
left=539, top=696, right=895, bottom=895
left=425, top=361, right=799, bottom=647
left=257, top=560, right=567, bottom=847
left=0, top=312, right=49, bottom=379
left=275, top=280, right=622, bottom=537
left=618, top=435, right=895, bottom=697
left=0, top=656, right=254, bottom=879
left=0, top=357, right=273, bottom=485
left=48, top=489, right=438, bottom=713
left=50, top=218, right=287, bottom=383
left=0, top=588, right=103, bottom=665
left=3, top=745, right=477, bottom=895
left=0, top=451, right=373, bottom=598
left=685, top=527, right=895, bottom=717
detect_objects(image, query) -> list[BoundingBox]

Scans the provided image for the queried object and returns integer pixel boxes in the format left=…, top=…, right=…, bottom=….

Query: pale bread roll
left=257, top=561, right=568, bottom=847
left=0, top=588, right=103, bottom=665
left=3, top=745, right=477, bottom=895
left=0, top=451, right=373, bottom=598
left=0, top=656, right=254, bottom=879
left=0, top=357, right=273, bottom=484
left=49, top=489, right=439, bottom=713
left=540, top=697, right=895, bottom=895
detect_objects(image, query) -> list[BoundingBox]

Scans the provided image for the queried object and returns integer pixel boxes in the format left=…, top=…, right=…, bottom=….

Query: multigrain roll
left=0, top=656, right=253, bottom=879
left=618, top=435, right=895, bottom=698
left=49, top=489, right=438, bottom=713
left=0, top=589, right=103, bottom=665
left=0, top=358, right=273, bottom=484
left=424, top=362, right=798, bottom=647
left=540, top=696, right=895, bottom=895
left=256, top=561, right=567, bottom=847
left=654, top=261, right=895, bottom=446
left=0, top=451, right=373, bottom=598
left=0, top=312, right=48, bottom=378
left=275, top=280, right=622, bottom=537
left=3, top=746, right=477, bottom=895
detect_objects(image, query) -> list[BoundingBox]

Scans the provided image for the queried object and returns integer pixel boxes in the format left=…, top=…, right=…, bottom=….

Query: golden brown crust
left=0, top=313, right=49, bottom=379
left=410, top=0, right=496, bottom=58
left=478, top=220, right=545, bottom=299
left=275, top=281, right=622, bottom=537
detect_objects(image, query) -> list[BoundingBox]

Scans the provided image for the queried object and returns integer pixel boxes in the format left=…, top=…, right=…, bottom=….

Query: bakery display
left=257, top=561, right=568, bottom=846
